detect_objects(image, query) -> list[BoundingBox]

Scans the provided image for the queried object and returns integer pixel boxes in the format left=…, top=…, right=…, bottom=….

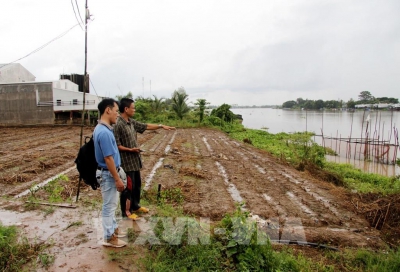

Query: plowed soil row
left=0, top=126, right=385, bottom=249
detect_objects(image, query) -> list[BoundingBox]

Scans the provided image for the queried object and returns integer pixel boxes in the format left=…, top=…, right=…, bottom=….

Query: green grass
left=230, top=129, right=326, bottom=168
left=0, top=224, right=45, bottom=271
left=43, top=175, right=69, bottom=203
left=324, top=162, right=400, bottom=194
left=141, top=204, right=331, bottom=271
left=325, top=248, right=400, bottom=271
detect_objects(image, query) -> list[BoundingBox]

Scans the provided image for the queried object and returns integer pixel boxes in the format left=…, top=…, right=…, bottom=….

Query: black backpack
left=75, top=136, right=99, bottom=190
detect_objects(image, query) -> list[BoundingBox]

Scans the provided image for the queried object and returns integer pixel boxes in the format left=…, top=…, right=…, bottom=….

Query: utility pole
left=150, top=79, right=151, bottom=98
left=142, top=77, right=144, bottom=97
left=79, top=0, right=89, bottom=147
left=77, top=0, right=89, bottom=202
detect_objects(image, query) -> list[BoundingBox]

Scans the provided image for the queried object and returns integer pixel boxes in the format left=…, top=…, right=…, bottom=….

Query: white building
left=0, top=63, right=36, bottom=83
left=0, top=64, right=103, bottom=125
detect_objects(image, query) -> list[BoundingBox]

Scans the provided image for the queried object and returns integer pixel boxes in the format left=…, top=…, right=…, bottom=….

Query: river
left=231, top=108, right=400, bottom=177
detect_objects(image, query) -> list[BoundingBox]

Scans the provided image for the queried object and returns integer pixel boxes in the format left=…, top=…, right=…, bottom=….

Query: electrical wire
left=75, top=0, right=86, bottom=26
left=0, top=23, right=80, bottom=69
left=71, top=0, right=83, bottom=30
left=90, top=78, right=100, bottom=97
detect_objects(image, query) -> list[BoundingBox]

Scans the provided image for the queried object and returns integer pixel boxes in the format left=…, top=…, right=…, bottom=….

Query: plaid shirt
left=114, top=116, right=147, bottom=171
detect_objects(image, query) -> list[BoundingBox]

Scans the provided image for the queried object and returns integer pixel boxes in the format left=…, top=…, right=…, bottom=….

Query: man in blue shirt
left=93, top=98, right=127, bottom=247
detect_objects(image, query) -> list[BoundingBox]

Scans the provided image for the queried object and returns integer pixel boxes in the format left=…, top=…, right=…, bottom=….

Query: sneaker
left=114, top=227, right=127, bottom=238
left=134, top=207, right=149, bottom=213
left=128, top=214, right=140, bottom=220
left=102, top=234, right=127, bottom=248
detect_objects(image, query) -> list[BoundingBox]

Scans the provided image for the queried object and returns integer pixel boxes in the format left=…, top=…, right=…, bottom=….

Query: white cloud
left=1, top=0, right=399, bottom=106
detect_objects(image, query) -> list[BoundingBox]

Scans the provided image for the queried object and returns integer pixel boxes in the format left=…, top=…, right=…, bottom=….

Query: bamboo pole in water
left=364, top=119, right=370, bottom=160
left=378, top=112, right=382, bottom=162
left=396, top=128, right=399, bottom=163
left=335, top=130, right=338, bottom=154
left=359, top=109, right=366, bottom=160
left=372, top=111, right=379, bottom=159
left=348, top=112, right=354, bottom=158
left=388, top=110, right=393, bottom=164
left=381, top=123, right=385, bottom=163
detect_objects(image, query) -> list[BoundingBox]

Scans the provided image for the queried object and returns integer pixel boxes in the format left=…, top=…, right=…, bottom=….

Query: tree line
left=115, top=87, right=241, bottom=131
left=282, top=91, right=399, bottom=110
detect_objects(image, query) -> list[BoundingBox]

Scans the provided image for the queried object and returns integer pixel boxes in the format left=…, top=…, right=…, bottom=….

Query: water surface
left=232, top=108, right=400, bottom=176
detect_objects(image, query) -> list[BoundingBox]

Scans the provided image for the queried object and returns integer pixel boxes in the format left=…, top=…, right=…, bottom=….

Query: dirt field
left=0, top=126, right=390, bottom=270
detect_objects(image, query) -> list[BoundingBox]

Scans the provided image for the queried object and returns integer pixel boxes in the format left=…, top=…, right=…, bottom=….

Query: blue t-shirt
left=93, top=123, right=121, bottom=169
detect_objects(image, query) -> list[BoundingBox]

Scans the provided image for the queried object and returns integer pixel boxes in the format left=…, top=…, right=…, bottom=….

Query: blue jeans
left=100, top=170, right=119, bottom=240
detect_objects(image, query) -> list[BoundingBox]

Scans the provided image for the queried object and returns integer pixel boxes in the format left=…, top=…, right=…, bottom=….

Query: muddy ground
left=0, top=126, right=396, bottom=271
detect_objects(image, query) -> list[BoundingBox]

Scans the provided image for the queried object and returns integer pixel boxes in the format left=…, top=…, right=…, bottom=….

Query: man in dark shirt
left=114, top=97, right=175, bottom=219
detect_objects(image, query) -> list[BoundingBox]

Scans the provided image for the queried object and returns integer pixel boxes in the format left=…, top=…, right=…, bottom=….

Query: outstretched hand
left=163, top=125, right=176, bottom=130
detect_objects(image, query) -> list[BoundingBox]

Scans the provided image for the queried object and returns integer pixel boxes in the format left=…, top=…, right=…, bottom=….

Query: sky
left=1, top=0, right=399, bottom=106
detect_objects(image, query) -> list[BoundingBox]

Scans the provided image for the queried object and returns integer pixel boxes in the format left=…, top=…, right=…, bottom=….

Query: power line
left=89, top=78, right=99, bottom=97
left=74, top=0, right=85, bottom=26
left=71, top=0, right=83, bottom=30
left=0, top=23, right=80, bottom=69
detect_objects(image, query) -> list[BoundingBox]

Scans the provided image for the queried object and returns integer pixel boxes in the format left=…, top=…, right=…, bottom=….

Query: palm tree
left=194, top=98, right=209, bottom=123
left=171, top=87, right=190, bottom=120
left=115, top=91, right=133, bottom=101
left=152, top=95, right=165, bottom=114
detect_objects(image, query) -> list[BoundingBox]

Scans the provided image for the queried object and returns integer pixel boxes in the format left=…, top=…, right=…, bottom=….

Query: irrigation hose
left=270, top=239, right=339, bottom=251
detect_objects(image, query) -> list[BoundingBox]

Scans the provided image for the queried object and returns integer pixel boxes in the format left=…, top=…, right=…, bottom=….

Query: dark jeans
left=120, top=188, right=131, bottom=217
left=128, top=170, right=142, bottom=209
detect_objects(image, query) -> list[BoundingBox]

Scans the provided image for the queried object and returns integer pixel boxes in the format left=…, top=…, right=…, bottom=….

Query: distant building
left=355, top=103, right=400, bottom=109
left=0, top=64, right=103, bottom=125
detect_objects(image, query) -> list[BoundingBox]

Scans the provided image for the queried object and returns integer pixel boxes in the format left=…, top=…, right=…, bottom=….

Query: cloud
left=1, top=0, right=399, bottom=106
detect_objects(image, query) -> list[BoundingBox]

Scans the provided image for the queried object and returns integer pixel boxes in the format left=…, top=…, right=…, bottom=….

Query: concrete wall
left=0, top=63, right=36, bottom=83
left=0, top=82, right=54, bottom=125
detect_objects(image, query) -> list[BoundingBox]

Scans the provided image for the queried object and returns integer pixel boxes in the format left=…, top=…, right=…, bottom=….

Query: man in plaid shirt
left=114, top=97, right=175, bottom=219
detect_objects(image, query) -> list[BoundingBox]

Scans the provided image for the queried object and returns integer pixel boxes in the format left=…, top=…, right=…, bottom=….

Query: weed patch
left=324, top=162, right=400, bottom=194
left=0, top=224, right=46, bottom=271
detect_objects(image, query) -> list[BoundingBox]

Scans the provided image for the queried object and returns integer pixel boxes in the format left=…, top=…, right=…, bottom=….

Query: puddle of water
left=305, top=191, right=341, bottom=218
left=168, top=130, right=177, bottom=144
left=192, top=135, right=200, bottom=155
left=150, top=134, right=167, bottom=152
left=262, top=193, right=287, bottom=217
left=281, top=172, right=301, bottom=184
left=236, top=151, right=265, bottom=173
left=286, top=191, right=315, bottom=216
left=144, top=158, right=164, bottom=190
left=202, top=137, right=213, bottom=152
left=263, top=193, right=272, bottom=201
left=236, top=151, right=246, bottom=158
left=215, top=161, right=243, bottom=204
left=254, top=164, right=266, bottom=174
left=0, top=208, right=82, bottom=241
left=267, top=176, right=275, bottom=182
